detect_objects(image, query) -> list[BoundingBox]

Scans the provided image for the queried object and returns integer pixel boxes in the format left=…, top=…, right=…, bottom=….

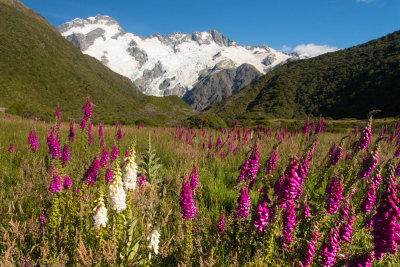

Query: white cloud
left=356, top=0, right=375, bottom=3
left=280, top=45, right=291, bottom=53
left=292, top=43, right=338, bottom=58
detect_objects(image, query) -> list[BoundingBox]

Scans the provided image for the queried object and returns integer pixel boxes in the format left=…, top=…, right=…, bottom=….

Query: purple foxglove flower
left=282, top=200, right=296, bottom=246
left=116, top=127, right=122, bottom=141
left=61, top=143, right=69, bottom=165
left=358, top=150, right=379, bottom=178
left=315, top=117, right=324, bottom=135
left=236, top=187, right=250, bottom=218
left=28, top=129, right=38, bottom=151
left=358, top=120, right=372, bottom=150
left=179, top=180, right=196, bottom=220
left=82, top=97, right=92, bottom=120
left=138, top=171, right=146, bottom=188
left=80, top=118, right=86, bottom=130
left=105, top=167, right=113, bottom=183
left=55, top=105, right=61, bottom=121
left=218, top=213, right=225, bottom=235
left=254, top=202, right=269, bottom=233
left=331, top=146, right=343, bottom=166
left=98, top=122, right=103, bottom=138
left=63, top=175, right=72, bottom=189
left=301, top=227, right=319, bottom=266
left=110, top=144, right=118, bottom=162
left=303, top=117, right=309, bottom=134
left=304, top=202, right=310, bottom=218
left=371, top=174, right=400, bottom=259
left=85, top=157, right=101, bottom=187
left=8, top=142, right=13, bottom=153
left=339, top=214, right=354, bottom=242
left=49, top=173, right=62, bottom=194
left=321, top=227, right=340, bottom=266
left=100, top=147, right=109, bottom=166
left=189, top=165, right=198, bottom=193
left=46, top=130, right=61, bottom=159
left=68, top=121, right=75, bottom=142
left=361, top=185, right=376, bottom=213
left=280, top=157, right=301, bottom=206
left=325, top=176, right=343, bottom=214
left=264, top=149, right=278, bottom=174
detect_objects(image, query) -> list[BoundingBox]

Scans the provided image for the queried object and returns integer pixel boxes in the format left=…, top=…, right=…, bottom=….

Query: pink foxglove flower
left=100, top=147, right=109, bottom=166
left=61, top=143, right=69, bottom=166
left=110, top=144, right=118, bottom=162
left=218, top=213, right=225, bottom=235
left=68, top=120, right=75, bottom=142
left=236, top=187, right=250, bottom=218
left=63, top=176, right=72, bottom=189
left=179, top=180, right=196, bottom=220
left=28, top=129, right=38, bottom=151
left=282, top=200, right=296, bottom=246
left=301, top=227, right=319, bottom=266
left=8, top=142, right=13, bottom=153
left=254, top=202, right=269, bottom=233
left=105, top=167, right=113, bottom=183
left=85, top=157, right=101, bottom=187
left=325, top=176, right=343, bottom=214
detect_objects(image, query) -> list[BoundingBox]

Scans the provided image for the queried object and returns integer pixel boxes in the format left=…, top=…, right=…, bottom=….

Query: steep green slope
left=205, top=30, right=400, bottom=125
left=0, top=0, right=192, bottom=124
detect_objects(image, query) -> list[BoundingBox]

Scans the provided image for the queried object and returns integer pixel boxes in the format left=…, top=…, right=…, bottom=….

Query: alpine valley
left=58, top=15, right=299, bottom=110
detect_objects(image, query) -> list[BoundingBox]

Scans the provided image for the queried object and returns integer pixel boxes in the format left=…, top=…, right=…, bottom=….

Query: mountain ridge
left=58, top=15, right=299, bottom=108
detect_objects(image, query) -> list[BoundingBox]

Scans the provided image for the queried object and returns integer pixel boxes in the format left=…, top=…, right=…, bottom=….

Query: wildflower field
left=1, top=98, right=400, bottom=266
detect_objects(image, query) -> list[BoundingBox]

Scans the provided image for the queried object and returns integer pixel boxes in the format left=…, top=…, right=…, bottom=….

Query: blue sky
left=21, top=0, right=399, bottom=53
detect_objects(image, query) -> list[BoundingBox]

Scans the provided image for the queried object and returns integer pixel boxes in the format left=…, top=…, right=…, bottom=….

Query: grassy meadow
left=1, top=105, right=400, bottom=266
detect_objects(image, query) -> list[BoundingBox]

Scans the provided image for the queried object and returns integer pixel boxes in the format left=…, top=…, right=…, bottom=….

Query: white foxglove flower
left=123, top=143, right=138, bottom=191
left=148, top=230, right=161, bottom=255
left=110, top=160, right=126, bottom=213
left=93, top=196, right=108, bottom=229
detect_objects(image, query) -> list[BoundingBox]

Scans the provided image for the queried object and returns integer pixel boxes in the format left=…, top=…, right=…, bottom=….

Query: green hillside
left=0, top=0, right=193, bottom=125
left=204, top=30, right=400, bottom=125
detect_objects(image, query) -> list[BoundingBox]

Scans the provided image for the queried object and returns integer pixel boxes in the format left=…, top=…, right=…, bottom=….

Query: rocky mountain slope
left=0, top=0, right=192, bottom=124
left=59, top=15, right=298, bottom=109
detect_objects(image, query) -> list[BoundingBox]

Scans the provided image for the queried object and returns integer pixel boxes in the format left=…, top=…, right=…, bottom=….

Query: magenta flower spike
left=139, top=171, right=146, bottom=188
left=100, top=138, right=105, bottom=147
left=105, top=167, right=113, bottom=183
left=85, top=157, right=101, bottom=187
left=339, top=214, right=355, bottom=243
left=46, top=130, right=61, bottom=159
left=254, top=202, right=269, bottom=233
left=179, top=179, right=196, bottom=220
left=282, top=200, right=296, bottom=246
left=61, top=143, right=69, bottom=165
left=80, top=118, right=86, bottom=130
left=28, top=129, right=38, bottom=151
left=358, top=149, right=379, bottom=179
left=63, top=175, right=72, bottom=189
left=100, top=147, right=109, bottom=166
left=110, top=144, right=118, bottom=162
left=49, top=172, right=62, bottom=194
left=321, top=227, right=340, bottom=266
left=55, top=105, right=61, bottom=121
left=8, top=142, right=13, bottom=153
left=371, top=171, right=400, bottom=259
left=189, top=165, right=198, bottom=193
left=98, top=122, right=103, bottom=138
left=236, top=187, right=250, bottom=218
left=325, top=176, right=343, bottom=215
left=264, top=149, right=278, bottom=174
left=315, top=117, right=324, bottom=135
left=301, top=227, right=319, bottom=266
left=218, top=213, right=225, bottom=235
left=116, top=127, right=122, bottom=141
left=82, top=97, right=92, bottom=120
left=279, top=156, right=301, bottom=207
left=358, top=119, right=373, bottom=150
left=347, top=252, right=374, bottom=267
left=303, top=117, right=310, bottom=134
left=360, top=185, right=376, bottom=213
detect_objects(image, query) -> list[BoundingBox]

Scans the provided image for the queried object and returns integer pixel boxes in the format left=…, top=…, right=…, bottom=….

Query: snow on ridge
left=59, top=15, right=297, bottom=97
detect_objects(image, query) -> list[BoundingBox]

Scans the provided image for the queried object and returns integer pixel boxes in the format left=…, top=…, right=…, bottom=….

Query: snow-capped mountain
left=59, top=15, right=298, bottom=108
